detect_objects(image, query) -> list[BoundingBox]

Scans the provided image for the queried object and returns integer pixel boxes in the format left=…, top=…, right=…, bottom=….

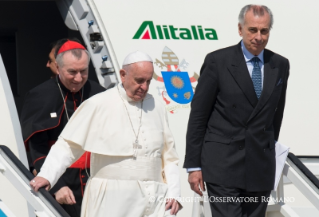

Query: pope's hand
left=55, top=186, right=76, bottom=205
left=188, top=170, right=205, bottom=196
left=30, top=176, right=51, bottom=192
left=165, top=198, right=180, bottom=215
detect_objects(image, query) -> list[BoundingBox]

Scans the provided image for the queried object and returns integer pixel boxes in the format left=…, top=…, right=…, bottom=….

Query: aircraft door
left=0, top=53, right=34, bottom=217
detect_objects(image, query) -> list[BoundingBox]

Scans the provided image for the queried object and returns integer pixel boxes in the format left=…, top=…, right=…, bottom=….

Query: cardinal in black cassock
left=20, top=39, right=105, bottom=217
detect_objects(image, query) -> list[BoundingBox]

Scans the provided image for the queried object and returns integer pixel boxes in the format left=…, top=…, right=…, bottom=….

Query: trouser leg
left=206, top=182, right=271, bottom=217
left=240, top=190, right=271, bottom=217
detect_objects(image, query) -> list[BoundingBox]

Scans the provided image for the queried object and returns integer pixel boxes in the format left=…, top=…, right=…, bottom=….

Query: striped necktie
left=251, top=57, right=262, bottom=99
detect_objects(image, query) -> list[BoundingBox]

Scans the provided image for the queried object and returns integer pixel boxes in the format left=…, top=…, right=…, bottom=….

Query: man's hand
left=30, top=176, right=51, bottom=192
left=55, top=186, right=76, bottom=205
left=165, top=198, right=180, bottom=215
left=188, top=170, right=205, bottom=196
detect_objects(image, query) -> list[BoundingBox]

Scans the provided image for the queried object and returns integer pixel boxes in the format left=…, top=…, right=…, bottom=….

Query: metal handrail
left=0, top=145, right=70, bottom=217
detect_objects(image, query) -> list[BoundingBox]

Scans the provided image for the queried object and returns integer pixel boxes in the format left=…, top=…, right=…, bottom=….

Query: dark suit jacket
left=183, top=42, right=289, bottom=192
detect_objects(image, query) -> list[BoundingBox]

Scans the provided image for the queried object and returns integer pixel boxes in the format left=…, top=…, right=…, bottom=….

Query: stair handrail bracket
left=285, top=159, right=319, bottom=211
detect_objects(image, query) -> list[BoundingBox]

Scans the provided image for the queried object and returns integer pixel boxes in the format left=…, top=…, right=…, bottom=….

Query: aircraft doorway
left=0, top=0, right=99, bottom=115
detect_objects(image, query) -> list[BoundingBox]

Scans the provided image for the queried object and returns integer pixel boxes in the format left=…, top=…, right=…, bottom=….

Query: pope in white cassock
left=30, top=51, right=182, bottom=217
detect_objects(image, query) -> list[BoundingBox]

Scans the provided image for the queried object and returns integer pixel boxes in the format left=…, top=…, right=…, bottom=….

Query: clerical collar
left=241, top=40, right=264, bottom=64
left=118, top=83, right=150, bottom=103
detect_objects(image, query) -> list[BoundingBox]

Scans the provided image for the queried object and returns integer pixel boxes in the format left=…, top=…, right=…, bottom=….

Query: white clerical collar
left=118, top=83, right=151, bottom=103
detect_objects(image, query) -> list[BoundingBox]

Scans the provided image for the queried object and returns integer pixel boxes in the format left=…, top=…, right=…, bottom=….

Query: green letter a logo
left=133, top=21, right=157, bottom=39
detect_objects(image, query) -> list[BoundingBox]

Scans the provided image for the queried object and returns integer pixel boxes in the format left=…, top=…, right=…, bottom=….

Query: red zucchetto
left=57, top=40, right=86, bottom=55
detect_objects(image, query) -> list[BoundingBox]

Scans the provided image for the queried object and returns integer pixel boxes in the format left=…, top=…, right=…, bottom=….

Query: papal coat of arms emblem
left=153, top=46, right=199, bottom=113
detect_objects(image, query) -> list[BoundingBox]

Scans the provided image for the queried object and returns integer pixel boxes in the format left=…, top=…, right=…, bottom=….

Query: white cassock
left=38, top=83, right=181, bottom=217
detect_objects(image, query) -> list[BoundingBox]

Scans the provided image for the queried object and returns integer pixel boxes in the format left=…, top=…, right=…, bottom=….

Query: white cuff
left=164, top=163, right=181, bottom=203
left=187, top=167, right=201, bottom=173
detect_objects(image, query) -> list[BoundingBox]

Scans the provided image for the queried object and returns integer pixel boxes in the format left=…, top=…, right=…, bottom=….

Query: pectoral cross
left=133, top=140, right=142, bottom=159
left=133, top=140, right=142, bottom=149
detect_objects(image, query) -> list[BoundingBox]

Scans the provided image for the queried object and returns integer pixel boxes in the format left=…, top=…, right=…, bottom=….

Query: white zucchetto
left=122, top=51, right=153, bottom=66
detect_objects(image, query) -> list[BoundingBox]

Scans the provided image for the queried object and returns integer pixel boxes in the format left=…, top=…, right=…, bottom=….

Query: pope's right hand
left=55, top=186, right=76, bottom=205
left=188, top=170, right=205, bottom=196
left=30, top=176, right=51, bottom=192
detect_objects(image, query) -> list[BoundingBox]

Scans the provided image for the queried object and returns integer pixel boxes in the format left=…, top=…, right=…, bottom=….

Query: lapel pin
left=50, top=112, right=57, bottom=118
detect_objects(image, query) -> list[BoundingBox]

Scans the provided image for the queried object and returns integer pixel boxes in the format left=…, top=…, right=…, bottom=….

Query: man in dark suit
left=184, top=4, right=289, bottom=217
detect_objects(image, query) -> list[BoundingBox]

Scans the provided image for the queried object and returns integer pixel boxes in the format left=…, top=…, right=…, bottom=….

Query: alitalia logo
left=133, top=21, right=218, bottom=40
